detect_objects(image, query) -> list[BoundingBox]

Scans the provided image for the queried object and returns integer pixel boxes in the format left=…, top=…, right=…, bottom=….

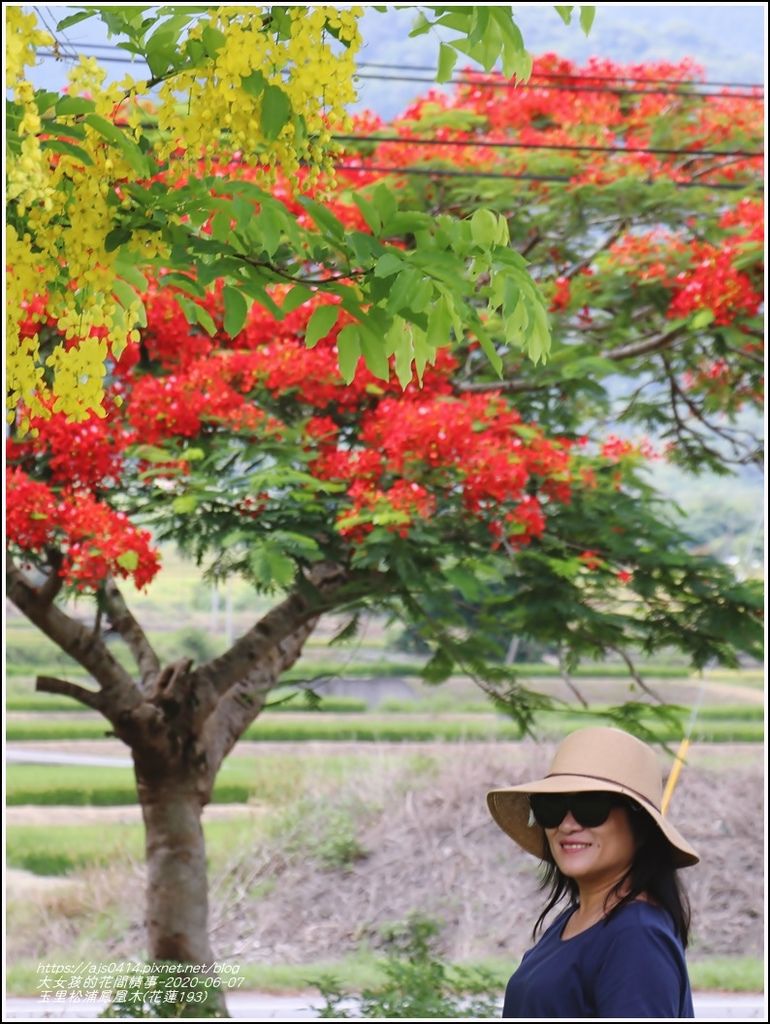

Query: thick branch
left=102, top=576, right=161, bottom=688
left=456, top=377, right=549, bottom=395
left=602, top=324, right=686, bottom=362
left=202, top=617, right=318, bottom=773
left=191, top=562, right=348, bottom=704
left=36, top=676, right=106, bottom=713
left=37, top=549, right=65, bottom=605
left=7, top=558, right=142, bottom=715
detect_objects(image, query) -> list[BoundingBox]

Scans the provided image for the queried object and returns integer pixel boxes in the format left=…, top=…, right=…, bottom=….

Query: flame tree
left=6, top=35, right=763, bottom=1002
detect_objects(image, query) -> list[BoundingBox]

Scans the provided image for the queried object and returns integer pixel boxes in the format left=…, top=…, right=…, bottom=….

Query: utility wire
left=333, top=133, right=763, bottom=159
left=35, top=48, right=764, bottom=101
left=353, top=71, right=763, bottom=100
left=335, top=163, right=759, bottom=192
left=123, top=119, right=762, bottom=161
left=40, top=42, right=767, bottom=91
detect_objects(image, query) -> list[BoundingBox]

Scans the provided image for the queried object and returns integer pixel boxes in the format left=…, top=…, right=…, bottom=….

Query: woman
left=487, top=726, right=698, bottom=1019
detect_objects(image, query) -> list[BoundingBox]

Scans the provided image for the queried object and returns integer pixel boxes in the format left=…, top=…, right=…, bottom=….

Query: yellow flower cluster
left=5, top=7, right=51, bottom=86
left=155, top=6, right=362, bottom=184
left=7, top=38, right=147, bottom=426
left=6, top=6, right=364, bottom=426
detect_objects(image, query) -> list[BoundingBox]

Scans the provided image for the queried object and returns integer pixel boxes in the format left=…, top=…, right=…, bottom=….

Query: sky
left=24, top=3, right=768, bottom=121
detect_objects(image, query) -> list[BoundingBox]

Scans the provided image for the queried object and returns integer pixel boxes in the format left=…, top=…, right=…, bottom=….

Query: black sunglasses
left=529, top=792, right=628, bottom=829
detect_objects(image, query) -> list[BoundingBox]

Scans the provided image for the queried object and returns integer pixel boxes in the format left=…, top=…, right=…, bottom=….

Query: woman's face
left=544, top=800, right=637, bottom=888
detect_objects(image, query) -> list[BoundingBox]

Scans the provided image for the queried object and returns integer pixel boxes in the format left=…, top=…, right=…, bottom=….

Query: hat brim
left=487, top=775, right=699, bottom=869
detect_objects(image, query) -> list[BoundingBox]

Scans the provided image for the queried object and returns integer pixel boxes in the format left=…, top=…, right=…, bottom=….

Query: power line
left=40, top=42, right=767, bottom=91
left=333, top=133, right=763, bottom=160
left=335, top=163, right=759, bottom=192
left=353, top=71, right=763, bottom=100
left=355, top=61, right=765, bottom=91
left=35, top=48, right=764, bottom=101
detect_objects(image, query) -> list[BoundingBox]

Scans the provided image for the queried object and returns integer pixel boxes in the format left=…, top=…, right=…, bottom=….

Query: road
left=3, top=991, right=767, bottom=1020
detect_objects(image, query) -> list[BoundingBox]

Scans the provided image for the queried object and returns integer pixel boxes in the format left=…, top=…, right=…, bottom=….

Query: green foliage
left=100, top=962, right=226, bottom=1018
left=267, top=793, right=370, bottom=871
left=310, top=914, right=500, bottom=1018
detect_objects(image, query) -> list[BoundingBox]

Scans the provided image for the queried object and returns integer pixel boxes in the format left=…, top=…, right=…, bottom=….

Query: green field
left=5, top=706, right=764, bottom=744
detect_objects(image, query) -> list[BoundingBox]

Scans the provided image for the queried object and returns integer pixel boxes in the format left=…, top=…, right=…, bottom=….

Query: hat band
left=545, top=773, right=661, bottom=814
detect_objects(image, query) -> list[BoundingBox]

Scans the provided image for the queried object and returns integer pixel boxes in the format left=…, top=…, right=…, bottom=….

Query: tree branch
left=563, top=220, right=628, bottom=281
left=456, top=377, right=550, bottom=395
left=606, top=646, right=663, bottom=703
left=191, top=561, right=349, bottom=705
left=102, top=576, right=162, bottom=689
left=36, top=676, right=106, bottom=712
left=37, top=549, right=65, bottom=605
left=7, top=558, right=142, bottom=715
left=202, top=616, right=318, bottom=773
left=602, top=324, right=686, bottom=362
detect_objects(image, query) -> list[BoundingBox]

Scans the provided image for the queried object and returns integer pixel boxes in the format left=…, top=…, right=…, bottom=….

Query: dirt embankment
left=7, top=742, right=763, bottom=966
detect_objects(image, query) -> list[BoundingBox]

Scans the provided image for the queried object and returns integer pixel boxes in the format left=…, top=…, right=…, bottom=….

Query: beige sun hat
left=487, top=726, right=699, bottom=868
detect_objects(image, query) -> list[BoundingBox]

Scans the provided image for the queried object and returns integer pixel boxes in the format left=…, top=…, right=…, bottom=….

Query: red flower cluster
left=316, top=392, right=573, bottom=547
left=6, top=468, right=160, bottom=590
left=10, top=407, right=126, bottom=490
left=668, top=242, right=762, bottom=326
left=127, top=354, right=269, bottom=444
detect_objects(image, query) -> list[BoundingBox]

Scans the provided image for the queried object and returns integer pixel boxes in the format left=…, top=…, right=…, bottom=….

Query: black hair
left=532, top=795, right=691, bottom=946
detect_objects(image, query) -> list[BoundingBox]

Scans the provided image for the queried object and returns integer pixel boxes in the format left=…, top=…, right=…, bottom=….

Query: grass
left=3, top=952, right=763, bottom=997
left=5, top=710, right=764, bottom=744
left=5, top=752, right=385, bottom=808
left=6, top=817, right=266, bottom=876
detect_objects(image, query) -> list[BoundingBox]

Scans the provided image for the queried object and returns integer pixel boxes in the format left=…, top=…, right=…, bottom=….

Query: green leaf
left=298, top=197, right=345, bottom=239
left=84, top=114, right=150, bottom=176
left=261, top=84, right=292, bottom=141
left=554, top=6, right=574, bottom=25
left=40, top=138, right=93, bottom=166
left=112, top=279, right=140, bottom=315
left=172, top=495, right=199, bottom=514
left=56, top=10, right=97, bottom=30
left=305, top=305, right=340, bottom=348
left=250, top=543, right=295, bottom=589
left=579, top=6, right=596, bottom=34
left=201, top=25, right=226, bottom=56
left=337, top=324, right=362, bottom=383
left=223, top=286, right=248, bottom=338
left=241, top=69, right=267, bottom=97
left=116, top=550, right=139, bottom=572
left=426, top=296, right=452, bottom=350
left=55, top=96, right=96, bottom=117
left=690, top=308, right=715, bottom=330
left=159, top=273, right=205, bottom=298
left=421, top=647, right=454, bottom=684
left=351, top=193, right=382, bottom=235
left=360, top=325, right=390, bottom=381
left=410, top=10, right=432, bottom=36
left=371, top=183, right=398, bottom=230
left=256, top=204, right=282, bottom=257
left=189, top=302, right=217, bottom=337
left=374, top=252, right=405, bottom=278
left=437, top=43, right=458, bottom=83
left=282, top=284, right=313, bottom=313
left=388, top=318, right=414, bottom=388
left=470, top=208, right=499, bottom=248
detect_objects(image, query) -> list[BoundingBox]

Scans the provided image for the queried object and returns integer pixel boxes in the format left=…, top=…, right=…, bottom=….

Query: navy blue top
left=502, top=900, right=694, bottom=1019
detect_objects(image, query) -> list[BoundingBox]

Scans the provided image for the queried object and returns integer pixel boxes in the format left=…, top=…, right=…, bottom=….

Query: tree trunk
left=136, top=766, right=227, bottom=1015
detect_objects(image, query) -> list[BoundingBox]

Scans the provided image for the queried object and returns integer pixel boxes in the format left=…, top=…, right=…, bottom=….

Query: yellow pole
left=660, top=677, right=705, bottom=816
left=661, top=737, right=689, bottom=815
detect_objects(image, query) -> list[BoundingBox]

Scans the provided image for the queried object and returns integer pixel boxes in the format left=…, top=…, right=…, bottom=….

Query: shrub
left=309, top=914, right=500, bottom=1018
